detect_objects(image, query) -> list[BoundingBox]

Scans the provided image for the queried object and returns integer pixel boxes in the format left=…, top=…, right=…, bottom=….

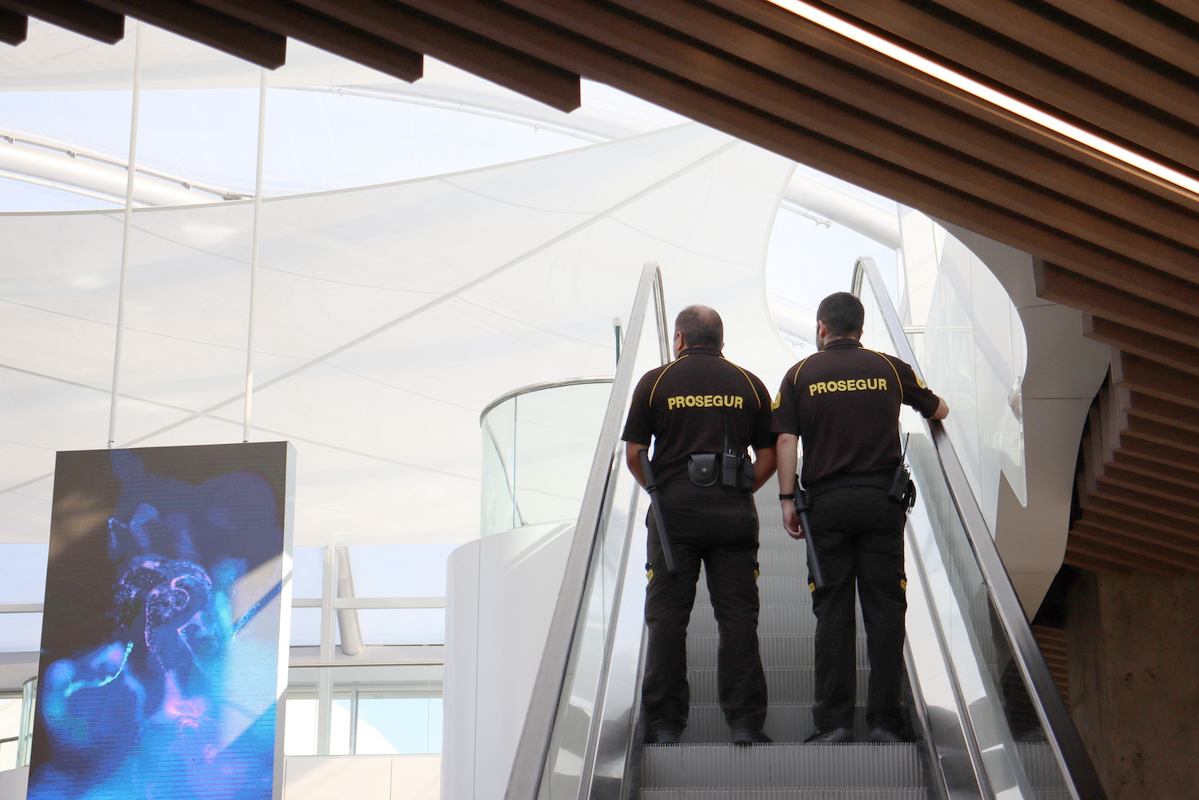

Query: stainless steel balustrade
left=505, top=262, right=669, bottom=800
left=853, top=256, right=1107, bottom=800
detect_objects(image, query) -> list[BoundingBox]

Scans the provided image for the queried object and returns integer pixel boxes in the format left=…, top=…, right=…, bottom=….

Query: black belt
left=807, top=471, right=893, bottom=497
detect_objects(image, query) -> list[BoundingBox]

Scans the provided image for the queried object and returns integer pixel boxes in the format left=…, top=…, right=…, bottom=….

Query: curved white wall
left=441, top=522, right=575, bottom=800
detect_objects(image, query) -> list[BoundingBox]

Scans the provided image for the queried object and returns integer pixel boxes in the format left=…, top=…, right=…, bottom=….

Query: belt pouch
left=888, top=463, right=911, bottom=504
left=688, top=454, right=718, bottom=486
left=738, top=455, right=755, bottom=490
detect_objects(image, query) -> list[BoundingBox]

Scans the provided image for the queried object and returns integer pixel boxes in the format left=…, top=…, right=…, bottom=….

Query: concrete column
left=1065, top=571, right=1199, bottom=800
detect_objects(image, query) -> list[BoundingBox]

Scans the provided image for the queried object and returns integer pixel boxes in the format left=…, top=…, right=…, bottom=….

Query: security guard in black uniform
left=773, top=292, right=948, bottom=744
left=622, top=305, right=778, bottom=745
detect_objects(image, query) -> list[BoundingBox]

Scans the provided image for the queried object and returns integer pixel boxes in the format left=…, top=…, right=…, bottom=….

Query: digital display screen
left=29, top=442, right=294, bottom=800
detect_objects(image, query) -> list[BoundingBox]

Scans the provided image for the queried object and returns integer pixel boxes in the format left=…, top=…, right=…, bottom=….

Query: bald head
left=675, top=305, right=723, bottom=351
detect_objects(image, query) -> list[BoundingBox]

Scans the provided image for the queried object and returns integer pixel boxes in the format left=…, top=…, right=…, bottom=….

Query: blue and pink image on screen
left=29, top=442, right=293, bottom=800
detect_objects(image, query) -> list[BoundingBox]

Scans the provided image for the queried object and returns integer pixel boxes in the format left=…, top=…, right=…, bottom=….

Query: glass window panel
left=355, top=695, right=444, bottom=755
left=292, top=546, right=324, bottom=599
left=0, top=698, right=21, bottom=740
left=0, top=738, right=16, bottom=772
left=331, top=694, right=351, bottom=755
left=346, top=544, right=457, bottom=597
left=0, top=545, right=48, bottom=604
left=356, top=609, right=445, bottom=645
left=0, top=614, right=41, bottom=653
left=290, top=607, right=323, bottom=647
left=283, top=695, right=317, bottom=756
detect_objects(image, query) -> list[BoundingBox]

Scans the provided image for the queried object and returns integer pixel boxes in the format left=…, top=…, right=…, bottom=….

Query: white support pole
left=243, top=69, right=268, bottom=443
left=317, top=545, right=336, bottom=755
left=107, top=22, right=143, bottom=448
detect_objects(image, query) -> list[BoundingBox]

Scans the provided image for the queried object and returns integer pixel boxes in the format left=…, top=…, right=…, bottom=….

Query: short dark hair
left=817, top=292, right=864, bottom=338
left=675, top=305, right=723, bottom=349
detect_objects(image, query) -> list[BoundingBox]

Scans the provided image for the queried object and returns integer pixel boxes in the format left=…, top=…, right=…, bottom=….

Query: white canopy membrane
left=0, top=123, right=798, bottom=546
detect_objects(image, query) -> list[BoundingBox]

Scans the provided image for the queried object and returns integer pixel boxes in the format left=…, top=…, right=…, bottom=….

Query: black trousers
left=643, top=477, right=767, bottom=733
left=807, top=485, right=908, bottom=734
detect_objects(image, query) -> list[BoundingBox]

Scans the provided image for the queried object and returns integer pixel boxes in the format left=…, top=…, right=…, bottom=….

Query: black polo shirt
left=623, top=346, right=777, bottom=485
left=772, top=338, right=942, bottom=487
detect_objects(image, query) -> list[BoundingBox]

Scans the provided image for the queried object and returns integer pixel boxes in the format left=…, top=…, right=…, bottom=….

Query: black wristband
left=778, top=493, right=795, bottom=500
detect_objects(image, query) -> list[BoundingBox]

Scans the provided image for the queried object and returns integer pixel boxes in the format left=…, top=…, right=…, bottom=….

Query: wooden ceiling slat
left=1066, top=531, right=1182, bottom=574
left=1063, top=548, right=1132, bottom=575
left=1124, top=393, right=1199, bottom=434
left=89, top=0, right=285, bottom=68
left=1082, top=494, right=1199, bottom=540
left=1063, top=549, right=1132, bottom=575
left=1100, top=462, right=1199, bottom=503
left=0, top=6, right=26, bottom=45
left=814, top=0, right=1199, bottom=172
left=1141, top=0, right=1199, bottom=27
left=1113, top=352, right=1199, bottom=409
left=929, top=0, right=1199, bottom=134
left=1074, top=514, right=1199, bottom=561
left=290, top=0, right=579, bottom=112
left=1041, top=0, right=1199, bottom=80
left=1091, top=479, right=1199, bottom=523
left=613, top=0, right=1199, bottom=257
left=506, top=0, right=1199, bottom=314
left=1036, top=264, right=1199, bottom=348
left=1083, top=316, right=1199, bottom=378
left=190, top=0, right=421, bottom=82
left=0, top=0, right=123, bottom=43
left=1124, top=417, right=1199, bottom=456
left=1112, top=450, right=1199, bottom=488
left=1117, top=437, right=1199, bottom=473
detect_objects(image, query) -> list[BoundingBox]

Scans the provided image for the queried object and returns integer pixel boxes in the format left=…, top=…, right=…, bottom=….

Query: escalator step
left=686, top=666, right=870, bottom=704
left=673, top=704, right=867, bottom=743
left=641, top=789, right=927, bottom=799
left=642, top=742, right=923, bottom=789
left=695, top=578, right=814, bottom=608
left=687, top=633, right=870, bottom=670
left=688, top=603, right=821, bottom=635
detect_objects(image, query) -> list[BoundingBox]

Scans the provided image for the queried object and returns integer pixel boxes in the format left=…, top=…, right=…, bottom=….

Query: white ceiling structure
left=0, top=20, right=812, bottom=551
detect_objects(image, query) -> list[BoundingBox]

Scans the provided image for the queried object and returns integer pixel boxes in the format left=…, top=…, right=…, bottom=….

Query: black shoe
left=868, top=726, right=904, bottom=743
left=731, top=727, right=772, bottom=745
left=646, top=728, right=681, bottom=745
left=804, top=727, right=852, bottom=744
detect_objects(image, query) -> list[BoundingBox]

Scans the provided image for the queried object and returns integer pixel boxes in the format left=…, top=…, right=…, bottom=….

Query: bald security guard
left=623, top=305, right=778, bottom=746
left=773, top=292, right=948, bottom=744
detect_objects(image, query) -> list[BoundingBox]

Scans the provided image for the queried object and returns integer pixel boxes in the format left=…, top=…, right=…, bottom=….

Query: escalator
left=503, top=261, right=1107, bottom=800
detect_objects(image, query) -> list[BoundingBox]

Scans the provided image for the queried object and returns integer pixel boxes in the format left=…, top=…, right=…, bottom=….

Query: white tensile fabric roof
left=1, top=122, right=799, bottom=547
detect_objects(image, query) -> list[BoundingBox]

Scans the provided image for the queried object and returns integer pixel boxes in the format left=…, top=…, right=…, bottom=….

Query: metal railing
left=505, top=262, right=669, bottom=800
left=853, top=256, right=1106, bottom=800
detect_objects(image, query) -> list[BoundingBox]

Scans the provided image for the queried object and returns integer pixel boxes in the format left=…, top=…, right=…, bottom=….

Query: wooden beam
left=1123, top=417, right=1199, bottom=456
left=190, top=0, right=421, bottom=82
left=1099, top=461, right=1199, bottom=503
left=1079, top=494, right=1199, bottom=541
left=1040, top=0, right=1199, bottom=82
left=1068, top=527, right=1188, bottom=574
left=1124, top=392, right=1199, bottom=434
left=1112, top=450, right=1199, bottom=488
left=291, top=0, right=580, bottom=112
left=812, top=0, right=1199, bottom=171
left=929, top=0, right=1199, bottom=133
left=1074, top=519, right=1199, bottom=566
left=1117, top=436, right=1199, bottom=473
left=1062, top=548, right=1133, bottom=575
left=1091, top=478, right=1199, bottom=524
left=0, top=5, right=26, bottom=45
left=607, top=0, right=1199, bottom=257
left=1037, top=264, right=1199, bottom=350
left=0, top=0, right=122, bottom=43
left=89, top=0, right=286, bottom=68
left=1113, top=351, right=1199, bottom=409
left=1083, top=315, right=1199, bottom=378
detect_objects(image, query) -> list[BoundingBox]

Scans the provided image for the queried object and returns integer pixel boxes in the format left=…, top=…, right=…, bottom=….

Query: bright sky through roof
left=765, top=0, right=1199, bottom=198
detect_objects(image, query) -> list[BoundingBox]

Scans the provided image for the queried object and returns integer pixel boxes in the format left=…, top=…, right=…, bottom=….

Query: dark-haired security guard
left=774, top=292, right=948, bottom=744
left=623, top=305, right=777, bottom=746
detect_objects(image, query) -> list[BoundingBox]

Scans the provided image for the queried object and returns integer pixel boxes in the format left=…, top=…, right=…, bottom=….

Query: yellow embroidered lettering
left=685, top=396, right=696, bottom=407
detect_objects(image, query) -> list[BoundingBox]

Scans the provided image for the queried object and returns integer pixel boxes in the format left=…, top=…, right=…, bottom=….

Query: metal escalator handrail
left=852, top=256, right=1107, bottom=800
left=505, top=262, right=669, bottom=800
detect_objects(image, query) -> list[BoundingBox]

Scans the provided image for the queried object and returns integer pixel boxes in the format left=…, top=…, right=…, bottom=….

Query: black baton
left=795, top=478, right=825, bottom=589
left=638, top=448, right=677, bottom=573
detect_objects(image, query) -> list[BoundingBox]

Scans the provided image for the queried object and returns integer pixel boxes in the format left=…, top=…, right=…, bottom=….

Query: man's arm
left=931, top=397, right=949, bottom=420
left=751, top=446, right=777, bottom=491
left=625, top=441, right=648, bottom=488
left=775, top=433, right=803, bottom=538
